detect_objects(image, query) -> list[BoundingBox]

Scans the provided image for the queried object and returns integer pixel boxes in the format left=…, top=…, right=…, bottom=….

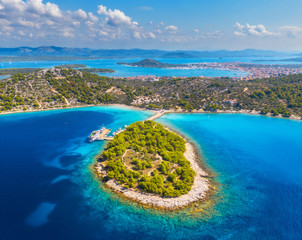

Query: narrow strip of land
left=145, top=110, right=166, bottom=121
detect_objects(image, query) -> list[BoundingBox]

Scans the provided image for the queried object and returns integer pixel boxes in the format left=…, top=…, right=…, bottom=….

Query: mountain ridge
left=0, top=46, right=294, bottom=59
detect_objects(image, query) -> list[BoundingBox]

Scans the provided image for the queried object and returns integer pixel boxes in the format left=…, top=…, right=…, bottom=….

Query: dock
left=96, top=128, right=111, bottom=140
left=89, top=127, right=111, bottom=142
left=89, top=111, right=166, bottom=143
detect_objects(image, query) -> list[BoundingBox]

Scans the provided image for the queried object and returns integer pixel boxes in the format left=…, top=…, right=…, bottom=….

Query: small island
left=55, top=64, right=115, bottom=73
left=55, top=64, right=88, bottom=68
left=94, top=120, right=209, bottom=210
left=117, top=59, right=186, bottom=68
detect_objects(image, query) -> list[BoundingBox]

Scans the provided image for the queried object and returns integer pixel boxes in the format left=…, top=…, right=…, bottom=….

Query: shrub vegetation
left=100, top=121, right=196, bottom=197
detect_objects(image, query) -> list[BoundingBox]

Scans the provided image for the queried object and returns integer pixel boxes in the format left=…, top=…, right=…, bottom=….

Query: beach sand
left=1, top=103, right=301, bottom=121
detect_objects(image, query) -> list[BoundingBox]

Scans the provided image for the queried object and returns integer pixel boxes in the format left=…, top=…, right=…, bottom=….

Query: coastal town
left=113, top=62, right=302, bottom=82
left=201, top=62, right=302, bottom=80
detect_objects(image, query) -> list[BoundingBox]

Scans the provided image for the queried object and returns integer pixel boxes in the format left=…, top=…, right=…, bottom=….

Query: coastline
left=0, top=103, right=301, bottom=121
left=93, top=125, right=214, bottom=211
left=159, top=108, right=302, bottom=121
left=0, top=104, right=155, bottom=116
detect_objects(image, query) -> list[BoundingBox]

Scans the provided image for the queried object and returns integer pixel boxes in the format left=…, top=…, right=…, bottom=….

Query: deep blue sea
left=0, top=56, right=298, bottom=78
left=1, top=107, right=302, bottom=240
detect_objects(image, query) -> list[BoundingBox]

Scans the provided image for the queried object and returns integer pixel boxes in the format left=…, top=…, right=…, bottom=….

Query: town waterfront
left=0, top=106, right=302, bottom=239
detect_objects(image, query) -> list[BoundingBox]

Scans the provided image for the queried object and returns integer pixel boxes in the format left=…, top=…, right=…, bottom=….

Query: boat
left=89, top=127, right=111, bottom=142
left=112, top=127, right=123, bottom=136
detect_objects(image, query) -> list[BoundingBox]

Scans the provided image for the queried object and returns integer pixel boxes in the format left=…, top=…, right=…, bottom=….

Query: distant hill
left=117, top=59, right=185, bottom=68
left=0, top=46, right=294, bottom=60
left=0, top=47, right=165, bottom=59
left=162, top=52, right=197, bottom=58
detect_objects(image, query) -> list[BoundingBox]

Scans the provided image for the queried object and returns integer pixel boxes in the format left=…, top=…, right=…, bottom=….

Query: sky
left=1, top=0, right=302, bottom=50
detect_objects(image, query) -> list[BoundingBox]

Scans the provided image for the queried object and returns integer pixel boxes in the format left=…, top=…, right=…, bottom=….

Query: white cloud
left=74, top=9, right=87, bottom=20
left=0, top=0, right=148, bottom=43
left=205, top=30, right=223, bottom=38
left=88, top=12, right=98, bottom=23
left=99, top=30, right=109, bottom=36
left=133, top=31, right=141, bottom=39
left=234, top=22, right=244, bottom=30
left=16, top=18, right=36, bottom=27
left=234, top=22, right=274, bottom=37
left=97, top=5, right=135, bottom=27
left=2, top=0, right=26, bottom=12
left=72, top=21, right=80, bottom=26
left=148, top=32, right=156, bottom=39
left=165, top=25, right=178, bottom=33
left=27, top=0, right=62, bottom=18
left=234, top=31, right=246, bottom=37
left=63, top=31, right=74, bottom=38
left=0, top=0, right=224, bottom=46
left=18, top=30, right=25, bottom=35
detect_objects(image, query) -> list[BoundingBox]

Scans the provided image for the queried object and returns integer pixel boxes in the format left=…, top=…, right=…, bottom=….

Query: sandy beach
left=0, top=104, right=155, bottom=116
left=1, top=103, right=300, bottom=121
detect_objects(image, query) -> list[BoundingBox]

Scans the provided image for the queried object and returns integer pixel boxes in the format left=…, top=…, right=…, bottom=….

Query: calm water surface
left=0, top=107, right=302, bottom=240
left=0, top=57, right=297, bottom=78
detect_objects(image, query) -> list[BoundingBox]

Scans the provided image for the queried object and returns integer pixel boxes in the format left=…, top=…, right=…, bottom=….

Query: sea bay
left=0, top=107, right=302, bottom=239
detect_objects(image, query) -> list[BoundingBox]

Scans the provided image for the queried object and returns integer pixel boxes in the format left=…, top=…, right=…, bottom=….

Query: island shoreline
left=93, top=123, right=216, bottom=211
left=0, top=103, right=301, bottom=121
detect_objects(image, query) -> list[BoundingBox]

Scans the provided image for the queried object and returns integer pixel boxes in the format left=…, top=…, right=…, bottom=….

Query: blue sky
left=0, top=0, right=302, bottom=50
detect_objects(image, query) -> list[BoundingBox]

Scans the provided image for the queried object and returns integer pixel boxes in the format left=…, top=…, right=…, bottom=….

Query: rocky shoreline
left=94, top=141, right=211, bottom=210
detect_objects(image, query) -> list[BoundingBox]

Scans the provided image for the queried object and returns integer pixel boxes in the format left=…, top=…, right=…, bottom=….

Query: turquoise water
left=157, top=113, right=302, bottom=239
left=0, top=57, right=296, bottom=78
left=0, top=107, right=302, bottom=239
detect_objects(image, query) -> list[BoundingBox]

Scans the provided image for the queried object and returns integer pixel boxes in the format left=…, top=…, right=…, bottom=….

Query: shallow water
left=0, top=108, right=302, bottom=240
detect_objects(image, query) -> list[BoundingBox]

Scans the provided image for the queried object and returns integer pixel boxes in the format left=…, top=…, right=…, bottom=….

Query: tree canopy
left=100, top=121, right=196, bottom=197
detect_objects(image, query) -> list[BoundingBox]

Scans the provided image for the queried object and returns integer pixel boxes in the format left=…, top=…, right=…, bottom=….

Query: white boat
left=112, top=127, right=123, bottom=136
left=89, top=127, right=110, bottom=142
